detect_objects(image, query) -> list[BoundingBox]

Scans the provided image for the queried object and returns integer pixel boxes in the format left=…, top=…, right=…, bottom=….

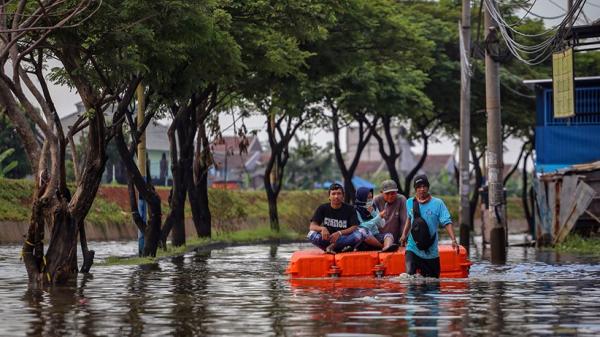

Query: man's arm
left=328, top=225, right=357, bottom=243
left=399, top=218, right=411, bottom=246
left=438, top=200, right=458, bottom=254
left=444, top=223, right=459, bottom=254
left=310, top=221, right=330, bottom=240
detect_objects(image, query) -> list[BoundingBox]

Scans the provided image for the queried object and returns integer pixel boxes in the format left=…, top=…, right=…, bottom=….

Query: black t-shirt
left=311, top=203, right=359, bottom=234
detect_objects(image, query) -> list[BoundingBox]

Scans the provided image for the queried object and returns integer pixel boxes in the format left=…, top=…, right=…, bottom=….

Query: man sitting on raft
left=354, top=187, right=399, bottom=252
left=307, top=183, right=364, bottom=253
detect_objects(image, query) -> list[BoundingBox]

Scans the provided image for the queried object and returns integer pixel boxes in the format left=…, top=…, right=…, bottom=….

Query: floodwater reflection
left=0, top=242, right=599, bottom=336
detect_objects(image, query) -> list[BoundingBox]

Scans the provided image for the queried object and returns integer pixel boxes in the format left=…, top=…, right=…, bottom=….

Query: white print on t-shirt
left=323, top=217, right=348, bottom=228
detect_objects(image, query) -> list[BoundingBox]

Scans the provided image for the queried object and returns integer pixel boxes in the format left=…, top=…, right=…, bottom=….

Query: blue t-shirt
left=406, top=197, right=452, bottom=259
left=357, top=209, right=385, bottom=235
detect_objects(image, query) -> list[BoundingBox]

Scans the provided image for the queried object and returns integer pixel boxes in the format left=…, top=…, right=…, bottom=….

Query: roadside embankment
left=0, top=178, right=529, bottom=243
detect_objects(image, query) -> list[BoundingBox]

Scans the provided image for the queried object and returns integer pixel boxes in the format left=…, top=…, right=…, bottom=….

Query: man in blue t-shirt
left=399, top=174, right=460, bottom=278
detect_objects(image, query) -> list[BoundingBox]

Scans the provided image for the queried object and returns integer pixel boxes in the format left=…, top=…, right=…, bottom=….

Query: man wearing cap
left=399, top=174, right=460, bottom=278
left=307, top=183, right=364, bottom=253
left=372, top=179, right=408, bottom=245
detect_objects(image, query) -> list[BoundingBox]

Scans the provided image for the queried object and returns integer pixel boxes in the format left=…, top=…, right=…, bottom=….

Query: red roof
left=354, top=161, right=382, bottom=177
left=212, top=135, right=259, bottom=155
left=414, top=154, right=453, bottom=174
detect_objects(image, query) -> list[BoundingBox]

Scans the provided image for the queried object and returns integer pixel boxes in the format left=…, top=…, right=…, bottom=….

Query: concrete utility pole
left=459, top=0, right=472, bottom=252
left=484, top=1, right=506, bottom=264
left=136, top=83, right=147, bottom=256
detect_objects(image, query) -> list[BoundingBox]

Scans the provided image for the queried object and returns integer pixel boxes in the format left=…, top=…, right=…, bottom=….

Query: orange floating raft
left=286, top=245, right=472, bottom=279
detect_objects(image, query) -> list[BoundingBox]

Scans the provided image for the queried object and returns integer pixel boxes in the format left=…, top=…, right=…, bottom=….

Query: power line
left=483, top=0, right=589, bottom=65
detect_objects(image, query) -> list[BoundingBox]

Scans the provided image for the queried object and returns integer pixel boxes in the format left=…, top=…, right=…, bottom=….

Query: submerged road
left=0, top=240, right=599, bottom=336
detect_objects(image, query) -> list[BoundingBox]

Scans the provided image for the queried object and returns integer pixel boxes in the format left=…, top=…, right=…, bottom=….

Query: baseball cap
left=328, top=183, right=344, bottom=193
left=413, top=174, right=430, bottom=188
left=380, top=180, right=398, bottom=193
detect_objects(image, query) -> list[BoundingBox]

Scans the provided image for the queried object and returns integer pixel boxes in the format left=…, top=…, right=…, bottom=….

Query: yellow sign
left=552, top=48, right=575, bottom=118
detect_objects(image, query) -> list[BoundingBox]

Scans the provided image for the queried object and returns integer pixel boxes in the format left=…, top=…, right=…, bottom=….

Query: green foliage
left=429, top=171, right=458, bottom=196
left=0, top=148, right=18, bottom=178
left=0, top=114, right=30, bottom=178
left=99, top=227, right=302, bottom=266
left=307, top=0, right=435, bottom=118
left=86, top=198, right=130, bottom=227
left=285, top=140, right=340, bottom=189
left=0, top=178, right=33, bottom=221
left=554, top=235, right=600, bottom=255
left=209, top=188, right=249, bottom=235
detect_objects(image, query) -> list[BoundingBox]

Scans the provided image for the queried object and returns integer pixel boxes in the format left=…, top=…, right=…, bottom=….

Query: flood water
left=0, top=240, right=599, bottom=337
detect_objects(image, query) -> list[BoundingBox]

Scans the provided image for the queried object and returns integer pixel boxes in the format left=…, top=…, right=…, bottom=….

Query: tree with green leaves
left=230, top=0, right=336, bottom=231
left=0, top=0, right=229, bottom=283
left=303, top=0, right=433, bottom=201
left=285, top=139, right=339, bottom=189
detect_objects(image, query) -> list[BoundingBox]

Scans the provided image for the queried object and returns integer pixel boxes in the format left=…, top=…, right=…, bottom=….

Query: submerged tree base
left=99, top=227, right=304, bottom=266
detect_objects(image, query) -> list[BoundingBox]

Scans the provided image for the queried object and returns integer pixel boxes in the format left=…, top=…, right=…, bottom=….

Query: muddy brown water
left=0, top=240, right=599, bottom=337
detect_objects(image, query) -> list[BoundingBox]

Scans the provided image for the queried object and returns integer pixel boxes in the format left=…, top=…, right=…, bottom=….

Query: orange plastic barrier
left=286, top=245, right=472, bottom=279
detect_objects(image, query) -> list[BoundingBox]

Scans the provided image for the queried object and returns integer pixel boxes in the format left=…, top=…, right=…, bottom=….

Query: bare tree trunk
left=263, top=109, right=304, bottom=231
left=114, top=118, right=162, bottom=257
left=190, top=115, right=212, bottom=238
left=469, top=146, right=483, bottom=229
left=403, top=129, right=429, bottom=196
left=161, top=108, right=189, bottom=246
left=503, top=141, right=527, bottom=185
left=372, top=116, right=402, bottom=194
left=521, top=150, right=534, bottom=235
left=329, top=103, right=376, bottom=203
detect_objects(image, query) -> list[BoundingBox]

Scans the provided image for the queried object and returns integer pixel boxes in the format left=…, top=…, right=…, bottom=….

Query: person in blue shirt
left=399, top=174, right=459, bottom=278
left=353, top=187, right=398, bottom=252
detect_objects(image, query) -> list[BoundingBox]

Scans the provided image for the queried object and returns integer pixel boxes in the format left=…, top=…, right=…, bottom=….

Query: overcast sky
left=46, top=1, right=600, bottom=164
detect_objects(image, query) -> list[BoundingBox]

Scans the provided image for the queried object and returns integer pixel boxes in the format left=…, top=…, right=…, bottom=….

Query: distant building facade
left=60, top=102, right=171, bottom=185
left=209, top=136, right=264, bottom=189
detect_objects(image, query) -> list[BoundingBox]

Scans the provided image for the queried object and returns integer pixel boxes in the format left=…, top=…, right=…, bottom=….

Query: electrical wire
left=483, top=0, right=588, bottom=65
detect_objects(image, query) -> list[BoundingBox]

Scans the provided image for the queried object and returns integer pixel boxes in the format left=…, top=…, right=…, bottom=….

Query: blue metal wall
left=536, top=84, right=600, bottom=173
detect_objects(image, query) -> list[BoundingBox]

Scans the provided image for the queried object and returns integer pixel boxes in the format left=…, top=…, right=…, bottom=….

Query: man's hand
left=451, top=238, right=459, bottom=254
left=321, top=227, right=330, bottom=241
left=379, top=209, right=386, bottom=218
left=399, top=234, right=407, bottom=247
left=330, top=231, right=342, bottom=243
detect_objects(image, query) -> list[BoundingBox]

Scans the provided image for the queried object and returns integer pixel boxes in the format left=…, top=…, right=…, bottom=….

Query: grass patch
left=437, top=195, right=524, bottom=221
left=98, top=226, right=303, bottom=266
left=102, top=255, right=158, bottom=266
left=86, top=198, right=129, bottom=227
left=0, top=178, right=33, bottom=221
left=554, top=234, right=600, bottom=255
left=214, top=226, right=303, bottom=242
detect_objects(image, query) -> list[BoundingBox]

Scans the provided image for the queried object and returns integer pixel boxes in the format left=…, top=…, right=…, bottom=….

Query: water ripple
left=0, top=242, right=599, bottom=336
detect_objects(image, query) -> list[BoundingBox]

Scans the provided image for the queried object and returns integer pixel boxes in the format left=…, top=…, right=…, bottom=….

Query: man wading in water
left=399, top=174, right=460, bottom=278
left=307, top=183, right=364, bottom=253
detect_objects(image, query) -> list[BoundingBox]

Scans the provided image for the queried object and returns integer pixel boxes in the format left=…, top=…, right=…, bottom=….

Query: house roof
left=213, top=135, right=260, bottom=154
left=415, top=154, right=454, bottom=175
left=354, top=161, right=384, bottom=177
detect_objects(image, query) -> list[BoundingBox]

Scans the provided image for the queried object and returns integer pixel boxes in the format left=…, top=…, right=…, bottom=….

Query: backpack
left=410, top=199, right=436, bottom=252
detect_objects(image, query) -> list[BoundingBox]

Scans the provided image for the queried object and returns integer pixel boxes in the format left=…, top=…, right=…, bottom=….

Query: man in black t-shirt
left=307, top=183, right=364, bottom=253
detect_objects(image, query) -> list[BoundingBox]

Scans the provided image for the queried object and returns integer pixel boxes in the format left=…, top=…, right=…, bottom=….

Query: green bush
left=0, top=179, right=528, bottom=236
left=0, top=178, right=33, bottom=221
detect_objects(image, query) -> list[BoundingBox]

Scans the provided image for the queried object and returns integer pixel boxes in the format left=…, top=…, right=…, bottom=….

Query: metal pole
left=459, top=0, right=472, bottom=253
left=484, top=1, right=506, bottom=264
left=136, top=83, right=147, bottom=256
